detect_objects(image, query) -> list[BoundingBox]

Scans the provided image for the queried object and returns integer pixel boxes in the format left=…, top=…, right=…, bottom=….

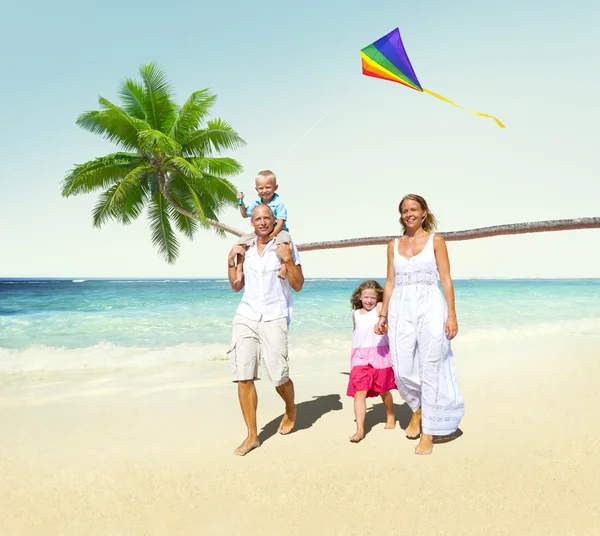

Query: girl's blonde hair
left=350, top=280, right=383, bottom=310
left=398, top=194, right=438, bottom=233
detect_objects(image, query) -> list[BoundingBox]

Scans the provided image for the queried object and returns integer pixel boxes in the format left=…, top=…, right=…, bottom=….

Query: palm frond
left=148, top=191, right=179, bottom=263
left=164, top=156, right=201, bottom=180
left=195, top=172, right=238, bottom=205
left=91, top=165, right=150, bottom=227
left=165, top=187, right=199, bottom=239
left=181, top=119, right=246, bottom=157
left=137, top=129, right=182, bottom=155
left=167, top=173, right=209, bottom=224
left=169, top=89, right=216, bottom=143
left=77, top=97, right=150, bottom=150
left=118, top=78, right=147, bottom=120
left=191, top=156, right=243, bottom=178
left=170, top=171, right=237, bottom=231
left=138, top=63, right=176, bottom=132
left=167, top=172, right=231, bottom=238
left=62, top=153, right=142, bottom=197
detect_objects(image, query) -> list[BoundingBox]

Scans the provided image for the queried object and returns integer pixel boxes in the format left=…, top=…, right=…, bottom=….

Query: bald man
left=227, top=204, right=304, bottom=456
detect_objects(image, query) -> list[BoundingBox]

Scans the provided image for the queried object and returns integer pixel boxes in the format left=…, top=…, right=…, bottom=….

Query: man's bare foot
left=349, top=430, right=365, bottom=443
left=415, top=434, right=433, bottom=455
left=234, top=437, right=260, bottom=456
left=278, top=405, right=296, bottom=434
left=405, top=408, right=421, bottom=439
left=384, top=415, right=396, bottom=429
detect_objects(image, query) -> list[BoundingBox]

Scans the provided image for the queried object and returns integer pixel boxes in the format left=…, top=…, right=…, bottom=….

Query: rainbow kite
left=361, top=28, right=505, bottom=128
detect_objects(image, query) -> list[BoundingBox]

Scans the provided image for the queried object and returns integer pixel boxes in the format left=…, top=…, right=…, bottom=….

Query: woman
left=375, top=194, right=465, bottom=455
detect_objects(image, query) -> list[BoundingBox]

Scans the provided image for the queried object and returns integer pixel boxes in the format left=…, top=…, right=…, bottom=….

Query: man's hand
left=229, top=244, right=246, bottom=265
left=276, top=243, right=293, bottom=264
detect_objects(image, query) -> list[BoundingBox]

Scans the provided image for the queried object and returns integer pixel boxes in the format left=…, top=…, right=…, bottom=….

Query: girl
left=375, top=194, right=465, bottom=455
left=347, top=280, right=397, bottom=443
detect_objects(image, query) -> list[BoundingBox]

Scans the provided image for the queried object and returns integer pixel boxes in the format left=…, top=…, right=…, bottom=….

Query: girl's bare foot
left=415, top=434, right=433, bottom=455
left=349, top=430, right=365, bottom=443
left=384, top=415, right=396, bottom=429
left=405, top=408, right=421, bottom=439
left=234, top=436, right=260, bottom=456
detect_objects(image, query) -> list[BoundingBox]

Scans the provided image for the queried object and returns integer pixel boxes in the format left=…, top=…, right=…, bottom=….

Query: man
left=227, top=203, right=305, bottom=456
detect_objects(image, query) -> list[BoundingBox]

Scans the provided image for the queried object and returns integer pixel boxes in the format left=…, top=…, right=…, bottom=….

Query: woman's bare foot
left=405, top=408, right=421, bottom=439
left=415, top=434, right=433, bottom=455
left=278, top=404, right=296, bottom=434
left=234, top=436, right=260, bottom=456
left=349, top=429, right=365, bottom=443
left=384, top=415, right=396, bottom=429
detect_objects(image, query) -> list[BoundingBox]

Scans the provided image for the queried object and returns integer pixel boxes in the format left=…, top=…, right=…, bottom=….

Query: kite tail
left=423, top=88, right=505, bottom=128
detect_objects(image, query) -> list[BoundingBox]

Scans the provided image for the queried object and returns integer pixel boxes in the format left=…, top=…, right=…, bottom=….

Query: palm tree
left=62, top=63, right=246, bottom=263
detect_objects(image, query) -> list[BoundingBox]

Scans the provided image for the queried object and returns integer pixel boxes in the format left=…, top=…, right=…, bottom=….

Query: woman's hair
left=398, top=194, right=438, bottom=233
left=350, top=280, right=384, bottom=310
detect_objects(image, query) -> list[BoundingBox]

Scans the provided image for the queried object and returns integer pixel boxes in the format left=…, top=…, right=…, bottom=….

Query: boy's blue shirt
left=245, top=193, right=289, bottom=232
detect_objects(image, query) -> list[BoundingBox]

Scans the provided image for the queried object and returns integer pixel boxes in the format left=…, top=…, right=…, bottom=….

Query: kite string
left=286, top=109, right=332, bottom=152
left=423, top=88, right=506, bottom=128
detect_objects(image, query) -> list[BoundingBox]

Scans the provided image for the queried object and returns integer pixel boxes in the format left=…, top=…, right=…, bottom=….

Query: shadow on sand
left=364, top=402, right=412, bottom=435
left=258, top=393, right=343, bottom=444
left=361, top=402, right=464, bottom=445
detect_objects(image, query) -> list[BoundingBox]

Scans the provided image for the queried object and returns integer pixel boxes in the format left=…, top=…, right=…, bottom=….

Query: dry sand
left=1, top=334, right=599, bottom=535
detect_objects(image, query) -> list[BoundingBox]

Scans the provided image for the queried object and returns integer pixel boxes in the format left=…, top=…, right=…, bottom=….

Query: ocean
left=1, top=278, right=599, bottom=373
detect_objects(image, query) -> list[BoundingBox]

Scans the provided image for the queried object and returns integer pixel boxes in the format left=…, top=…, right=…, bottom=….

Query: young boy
left=234, top=170, right=291, bottom=284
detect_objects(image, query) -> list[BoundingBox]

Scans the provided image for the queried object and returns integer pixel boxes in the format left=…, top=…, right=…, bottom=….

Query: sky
left=1, top=0, right=599, bottom=279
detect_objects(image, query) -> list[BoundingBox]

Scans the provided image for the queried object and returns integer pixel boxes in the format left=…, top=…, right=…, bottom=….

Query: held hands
left=374, top=316, right=388, bottom=335
left=275, top=243, right=293, bottom=263
left=445, top=314, right=458, bottom=340
left=228, top=244, right=246, bottom=265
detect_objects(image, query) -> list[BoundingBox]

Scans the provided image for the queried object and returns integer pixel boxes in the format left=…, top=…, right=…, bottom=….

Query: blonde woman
left=375, top=195, right=464, bottom=455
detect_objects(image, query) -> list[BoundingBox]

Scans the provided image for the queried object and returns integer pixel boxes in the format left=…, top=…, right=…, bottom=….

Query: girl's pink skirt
left=346, top=365, right=397, bottom=398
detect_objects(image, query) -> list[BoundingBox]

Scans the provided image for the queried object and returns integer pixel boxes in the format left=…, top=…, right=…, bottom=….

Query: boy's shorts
left=237, top=230, right=291, bottom=247
left=228, top=315, right=289, bottom=386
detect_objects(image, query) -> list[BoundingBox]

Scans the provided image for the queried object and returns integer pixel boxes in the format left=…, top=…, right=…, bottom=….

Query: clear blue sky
left=1, top=0, right=599, bottom=278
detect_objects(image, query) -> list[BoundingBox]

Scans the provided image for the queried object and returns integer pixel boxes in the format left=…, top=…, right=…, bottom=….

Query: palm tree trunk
left=296, top=217, right=600, bottom=252
left=160, top=189, right=600, bottom=250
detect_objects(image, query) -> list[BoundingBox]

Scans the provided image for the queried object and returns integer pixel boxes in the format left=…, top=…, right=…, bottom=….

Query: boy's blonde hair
left=255, top=169, right=277, bottom=185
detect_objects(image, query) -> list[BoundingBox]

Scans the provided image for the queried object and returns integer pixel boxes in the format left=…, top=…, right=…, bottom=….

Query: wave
left=0, top=341, right=231, bottom=374
left=1, top=318, right=598, bottom=374
left=106, top=280, right=198, bottom=284
left=305, top=278, right=362, bottom=282
left=457, top=317, right=600, bottom=342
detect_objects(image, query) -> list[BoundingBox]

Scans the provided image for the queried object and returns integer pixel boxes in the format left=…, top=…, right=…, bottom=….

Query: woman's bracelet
left=379, top=314, right=387, bottom=319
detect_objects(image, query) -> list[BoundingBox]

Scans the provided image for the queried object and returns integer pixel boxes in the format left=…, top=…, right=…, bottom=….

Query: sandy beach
left=1, top=333, right=599, bottom=535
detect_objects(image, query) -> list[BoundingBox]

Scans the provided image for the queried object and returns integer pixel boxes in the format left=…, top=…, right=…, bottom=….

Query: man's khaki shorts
left=237, top=230, right=291, bottom=247
left=228, top=315, right=289, bottom=386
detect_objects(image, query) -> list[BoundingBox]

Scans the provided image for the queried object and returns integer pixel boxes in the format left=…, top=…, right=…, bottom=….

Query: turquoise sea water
left=1, top=278, right=599, bottom=373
